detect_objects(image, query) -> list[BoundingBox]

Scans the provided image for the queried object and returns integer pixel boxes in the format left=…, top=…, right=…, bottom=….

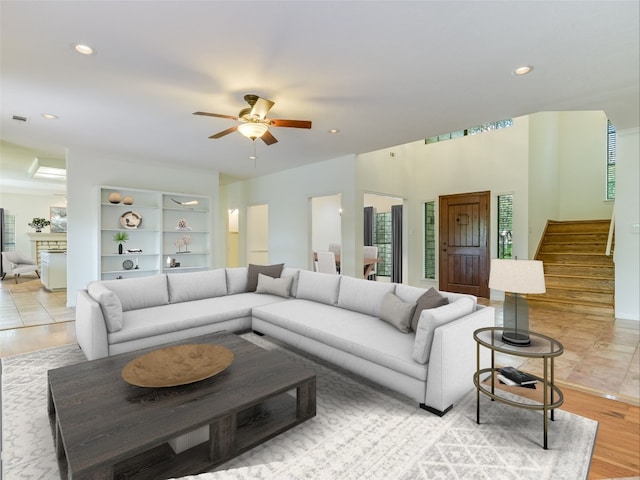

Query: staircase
left=526, top=219, right=615, bottom=316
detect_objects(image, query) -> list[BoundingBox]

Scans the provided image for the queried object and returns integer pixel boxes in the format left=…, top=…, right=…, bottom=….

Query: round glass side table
left=473, top=327, right=564, bottom=449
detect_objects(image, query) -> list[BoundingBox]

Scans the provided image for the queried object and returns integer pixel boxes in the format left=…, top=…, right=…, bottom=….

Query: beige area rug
left=2, top=334, right=598, bottom=480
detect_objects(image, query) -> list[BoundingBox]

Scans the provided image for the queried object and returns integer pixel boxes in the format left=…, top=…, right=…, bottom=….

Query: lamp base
left=502, top=330, right=531, bottom=346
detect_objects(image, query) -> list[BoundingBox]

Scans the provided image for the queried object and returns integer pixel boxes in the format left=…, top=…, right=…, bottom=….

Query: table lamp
left=489, top=258, right=546, bottom=346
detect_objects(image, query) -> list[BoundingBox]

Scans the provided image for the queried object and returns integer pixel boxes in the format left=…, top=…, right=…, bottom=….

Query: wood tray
left=121, top=343, right=234, bottom=387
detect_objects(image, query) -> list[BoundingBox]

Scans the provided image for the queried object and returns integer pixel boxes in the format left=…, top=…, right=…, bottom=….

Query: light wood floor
left=1, top=277, right=639, bottom=479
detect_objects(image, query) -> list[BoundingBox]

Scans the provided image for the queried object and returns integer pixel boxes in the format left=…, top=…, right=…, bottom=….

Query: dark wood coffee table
left=48, top=332, right=316, bottom=479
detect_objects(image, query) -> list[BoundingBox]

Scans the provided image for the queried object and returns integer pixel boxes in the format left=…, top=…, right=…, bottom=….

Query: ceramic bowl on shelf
left=120, top=211, right=142, bottom=229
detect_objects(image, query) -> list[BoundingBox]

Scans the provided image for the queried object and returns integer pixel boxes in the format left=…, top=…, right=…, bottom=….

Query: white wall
left=223, top=155, right=357, bottom=274
left=311, top=194, right=341, bottom=253
left=528, top=112, right=560, bottom=258
left=614, top=128, right=640, bottom=320
left=66, top=149, right=219, bottom=306
left=357, top=116, right=531, bottom=289
left=557, top=111, right=613, bottom=220
left=0, top=192, right=67, bottom=254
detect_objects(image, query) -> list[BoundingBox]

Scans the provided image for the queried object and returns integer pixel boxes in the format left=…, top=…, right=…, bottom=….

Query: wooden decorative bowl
left=121, top=344, right=234, bottom=388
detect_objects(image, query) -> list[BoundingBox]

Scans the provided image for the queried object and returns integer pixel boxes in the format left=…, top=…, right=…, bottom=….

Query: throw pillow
left=378, top=292, right=416, bottom=333
left=255, top=273, right=293, bottom=298
left=87, top=282, right=123, bottom=332
left=410, top=287, right=449, bottom=332
left=247, top=263, right=284, bottom=292
left=412, top=297, right=475, bottom=364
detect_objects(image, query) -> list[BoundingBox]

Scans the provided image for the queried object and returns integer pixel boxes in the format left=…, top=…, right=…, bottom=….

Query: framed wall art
left=50, top=206, right=67, bottom=233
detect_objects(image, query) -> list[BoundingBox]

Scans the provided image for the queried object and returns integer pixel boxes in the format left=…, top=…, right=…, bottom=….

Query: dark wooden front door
left=439, top=191, right=490, bottom=298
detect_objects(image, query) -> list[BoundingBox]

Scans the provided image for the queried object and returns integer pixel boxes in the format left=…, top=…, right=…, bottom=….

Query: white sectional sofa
left=75, top=265, right=494, bottom=415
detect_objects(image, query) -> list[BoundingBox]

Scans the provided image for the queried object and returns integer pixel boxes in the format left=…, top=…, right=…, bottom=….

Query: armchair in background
left=1, top=251, right=40, bottom=284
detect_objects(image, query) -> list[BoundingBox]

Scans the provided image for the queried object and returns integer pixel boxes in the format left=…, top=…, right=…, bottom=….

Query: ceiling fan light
left=237, top=122, right=268, bottom=140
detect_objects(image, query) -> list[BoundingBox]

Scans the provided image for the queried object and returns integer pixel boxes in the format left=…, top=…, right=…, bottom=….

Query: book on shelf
left=497, top=373, right=536, bottom=389
left=498, top=366, right=538, bottom=386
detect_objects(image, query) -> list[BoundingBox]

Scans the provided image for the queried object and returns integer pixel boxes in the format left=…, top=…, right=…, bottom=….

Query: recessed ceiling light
left=74, top=43, right=95, bottom=55
left=42, top=113, right=59, bottom=120
left=513, top=65, right=534, bottom=76
left=329, top=129, right=340, bottom=134
left=249, top=155, right=257, bottom=160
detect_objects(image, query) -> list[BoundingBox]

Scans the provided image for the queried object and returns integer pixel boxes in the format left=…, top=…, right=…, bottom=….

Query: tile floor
left=479, top=298, right=640, bottom=404
left=1, top=275, right=638, bottom=406
left=0, top=275, right=74, bottom=330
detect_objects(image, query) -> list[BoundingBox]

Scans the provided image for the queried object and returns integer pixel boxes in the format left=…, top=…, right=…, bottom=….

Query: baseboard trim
left=420, top=403, right=453, bottom=417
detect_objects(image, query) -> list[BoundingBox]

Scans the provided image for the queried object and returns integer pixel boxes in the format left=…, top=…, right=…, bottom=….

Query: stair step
left=526, top=297, right=614, bottom=316
left=540, top=242, right=609, bottom=254
left=537, top=253, right=614, bottom=266
left=544, top=274, right=614, bottom=291
left=545, top=220, right=611, bottom=234
left=528, top=287, right=613, bottom=305
left=544, top=263, right=614, bottom=277
left=543, top=233, right=611, bottom=244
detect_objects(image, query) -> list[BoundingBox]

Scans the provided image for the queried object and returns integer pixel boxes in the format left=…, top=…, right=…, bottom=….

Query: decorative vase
left=118, top=243, right=123, bottom=254
left=36, top=228, right=42, bottom=233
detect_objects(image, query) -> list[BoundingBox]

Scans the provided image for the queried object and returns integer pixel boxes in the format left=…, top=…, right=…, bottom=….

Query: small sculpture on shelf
left=176, top=218, right=192, bottom=231
left=174, top=238, right=185, bottom=253
left=181, top=235, right=192, bottom=253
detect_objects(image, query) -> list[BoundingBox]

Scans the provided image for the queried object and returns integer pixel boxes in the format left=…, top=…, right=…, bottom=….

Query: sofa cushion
left=256, top=273, right=293, bottom=298
left=99, top=275, right=169, bottom=311
left=108, top=292, right=286, bottom=345
left=226, top=267, right=248, bottom=295
left=337, top=275, right=396, bottom=317
left=409, top=287, right=450, bottom=332
left=412, top=298, right=475, bottom=364
left=247, top=263, right=284, bottom=292
left=252, top=299, right=428, bottom=381
left=87, top=282, right=123, bottom=332
left=378, top=292, right=416, bottom=333
left=295, top=270, right=341, bottom=305
left=281, top=267, right=301, bottom=297
left=166, top=269, right=227, bottom=303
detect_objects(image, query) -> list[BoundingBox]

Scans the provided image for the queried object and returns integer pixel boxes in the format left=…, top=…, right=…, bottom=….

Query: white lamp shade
left=237, top=122, right=268, bottom=139
left=488, top=259, right=546, bottom=294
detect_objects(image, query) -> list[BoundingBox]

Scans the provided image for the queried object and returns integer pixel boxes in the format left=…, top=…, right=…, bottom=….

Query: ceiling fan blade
left=261, top=130, right=278, bottom=145
left=251, top=97, right=275, bottom=119
left=209, top=125, right=238, bottom=139
left=194, top=111, right=238, bottom=120
left=269, top=119, right=312, bottom=129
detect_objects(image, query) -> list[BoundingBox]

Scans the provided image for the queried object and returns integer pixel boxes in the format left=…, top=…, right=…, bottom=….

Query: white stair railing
left=606, top=210, right=615, bottom=256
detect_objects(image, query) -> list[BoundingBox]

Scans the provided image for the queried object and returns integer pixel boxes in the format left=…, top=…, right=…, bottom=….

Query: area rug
left=2, top=334, right=598, bottom=480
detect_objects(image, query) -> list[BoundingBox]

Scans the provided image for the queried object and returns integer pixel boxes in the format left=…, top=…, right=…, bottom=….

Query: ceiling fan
left=193, top=94, right=312, bottom=145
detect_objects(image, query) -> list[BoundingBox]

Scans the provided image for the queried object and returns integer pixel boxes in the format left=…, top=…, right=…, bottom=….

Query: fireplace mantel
left=28, top=232, right=67, bottom=265
left=27, top=232, right=67, bottom=242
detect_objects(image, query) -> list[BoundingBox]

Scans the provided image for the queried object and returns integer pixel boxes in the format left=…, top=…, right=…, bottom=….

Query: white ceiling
left=1, top=1, right=638, bottom=193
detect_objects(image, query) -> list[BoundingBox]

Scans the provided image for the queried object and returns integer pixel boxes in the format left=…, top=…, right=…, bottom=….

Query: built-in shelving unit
left=99, top=186, right=211, bottom=280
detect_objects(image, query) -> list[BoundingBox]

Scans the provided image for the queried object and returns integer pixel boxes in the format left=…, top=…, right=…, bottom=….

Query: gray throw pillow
left=255, top=273, right=293, bottom=298
left=247, top=263, right=284, bottom=292
left=410, top=287, right=449, bottom=332
left=87, top=282, right=123, bottom=332
left=378, top=292, right=417, bottom=333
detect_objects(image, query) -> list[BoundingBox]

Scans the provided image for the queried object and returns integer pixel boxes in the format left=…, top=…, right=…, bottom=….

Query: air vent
left=12, top=115, right=28, bottom=122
